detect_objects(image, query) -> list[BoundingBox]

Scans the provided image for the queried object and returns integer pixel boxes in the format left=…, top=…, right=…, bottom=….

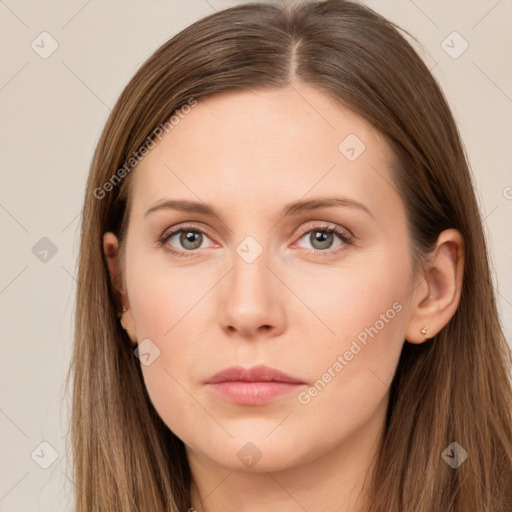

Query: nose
left=218, top=245, right=287, bottom=340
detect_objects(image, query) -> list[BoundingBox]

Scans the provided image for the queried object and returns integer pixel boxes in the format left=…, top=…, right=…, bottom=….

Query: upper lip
left=205, top=365, right=305, bottom=384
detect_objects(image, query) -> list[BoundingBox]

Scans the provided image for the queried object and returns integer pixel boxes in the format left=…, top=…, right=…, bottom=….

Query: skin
left=103, top=83, right=464, bottom=511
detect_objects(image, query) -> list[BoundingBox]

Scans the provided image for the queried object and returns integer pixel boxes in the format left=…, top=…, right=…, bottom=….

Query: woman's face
left=118, top=84, right=423, bottom=473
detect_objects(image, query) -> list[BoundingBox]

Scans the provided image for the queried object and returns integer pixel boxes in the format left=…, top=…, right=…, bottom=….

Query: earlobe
left=405, top=229, right=465, bottom=344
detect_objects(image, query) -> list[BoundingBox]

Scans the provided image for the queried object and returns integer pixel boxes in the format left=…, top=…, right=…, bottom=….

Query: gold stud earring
left=420, top=327, right=428, bottom=336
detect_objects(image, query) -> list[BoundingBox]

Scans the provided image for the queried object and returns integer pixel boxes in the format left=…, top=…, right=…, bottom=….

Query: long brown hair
left=65, top=1, right=512, bottom=510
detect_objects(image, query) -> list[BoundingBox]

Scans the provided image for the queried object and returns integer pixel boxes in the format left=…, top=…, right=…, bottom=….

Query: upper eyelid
left=161, top=222, right=215, bottom=241
left=295, top=221, right=352, bottom=238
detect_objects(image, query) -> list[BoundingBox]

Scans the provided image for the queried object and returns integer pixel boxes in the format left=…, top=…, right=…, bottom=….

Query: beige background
left=0, top=0, right=510, bottom=509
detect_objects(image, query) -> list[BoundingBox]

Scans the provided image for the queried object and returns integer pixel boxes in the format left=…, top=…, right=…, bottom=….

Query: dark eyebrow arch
left=144, top=196, right=374, bottom=220
left=144, top=200, right=220, bottom=219
left=281, top=197, right=374, bottom=219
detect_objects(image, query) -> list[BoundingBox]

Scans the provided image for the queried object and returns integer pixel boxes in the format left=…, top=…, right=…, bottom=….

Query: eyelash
left=158, top=222, right=354, bottom=258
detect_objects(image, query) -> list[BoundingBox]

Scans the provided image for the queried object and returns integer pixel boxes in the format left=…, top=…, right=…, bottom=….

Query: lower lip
left=207, top=381, right=303, bottom=405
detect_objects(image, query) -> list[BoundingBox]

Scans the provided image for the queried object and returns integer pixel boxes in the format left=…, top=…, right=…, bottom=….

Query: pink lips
left=205, top=365, right=305, bottom=406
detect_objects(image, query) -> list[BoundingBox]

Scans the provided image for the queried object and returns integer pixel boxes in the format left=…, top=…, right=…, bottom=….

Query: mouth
left=204, top=365, right=306, bottom=406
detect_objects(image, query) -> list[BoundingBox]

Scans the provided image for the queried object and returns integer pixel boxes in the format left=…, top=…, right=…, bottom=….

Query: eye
left=294, top=223, right=353, bottom=256
left=159, top=222, right=354, bottom=258
left=159, top=224, right=215, bottom=257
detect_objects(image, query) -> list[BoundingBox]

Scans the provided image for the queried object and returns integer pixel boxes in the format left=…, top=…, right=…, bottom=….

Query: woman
left=66, top=0, right=512, bottom=510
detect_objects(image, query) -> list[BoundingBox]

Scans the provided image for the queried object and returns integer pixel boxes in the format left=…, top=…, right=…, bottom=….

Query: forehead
left=129, top=84, right=397, bottom=217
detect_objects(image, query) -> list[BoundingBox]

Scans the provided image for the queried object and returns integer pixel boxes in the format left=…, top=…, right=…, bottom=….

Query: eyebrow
left=144, top=196, right=374, bottom=220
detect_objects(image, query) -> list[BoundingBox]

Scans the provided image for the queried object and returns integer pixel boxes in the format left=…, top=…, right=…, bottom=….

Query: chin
left=185, top=432, right=315, bottom=473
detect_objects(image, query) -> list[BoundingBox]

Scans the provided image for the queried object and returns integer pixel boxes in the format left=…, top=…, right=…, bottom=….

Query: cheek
left=126, top=261, right=218, bottom=436
left=302, top=282, right=406, bottom=391
left=127, top=257, right=212, bottom=338
left=291, top=248, right=411, bottom=411
left=291, top=284, right=408, bottom=454
left=294, top=243, right=410, bottom=347
left=133, top=281, right=201, bottom=441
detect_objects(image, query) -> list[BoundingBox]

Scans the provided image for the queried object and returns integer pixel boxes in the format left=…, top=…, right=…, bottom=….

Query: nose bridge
left=229, top=225, right=273, bottom=291
left=230, top=236, right=273, bottom=309
left=218, top=232, right=285, bottom=336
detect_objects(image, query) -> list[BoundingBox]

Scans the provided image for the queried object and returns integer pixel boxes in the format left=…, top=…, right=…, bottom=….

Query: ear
left=405, top=229, right=465, bottom=344
left=103, top=232, right=126, bottom=315
left=103, top=232, right=137, bottom=345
